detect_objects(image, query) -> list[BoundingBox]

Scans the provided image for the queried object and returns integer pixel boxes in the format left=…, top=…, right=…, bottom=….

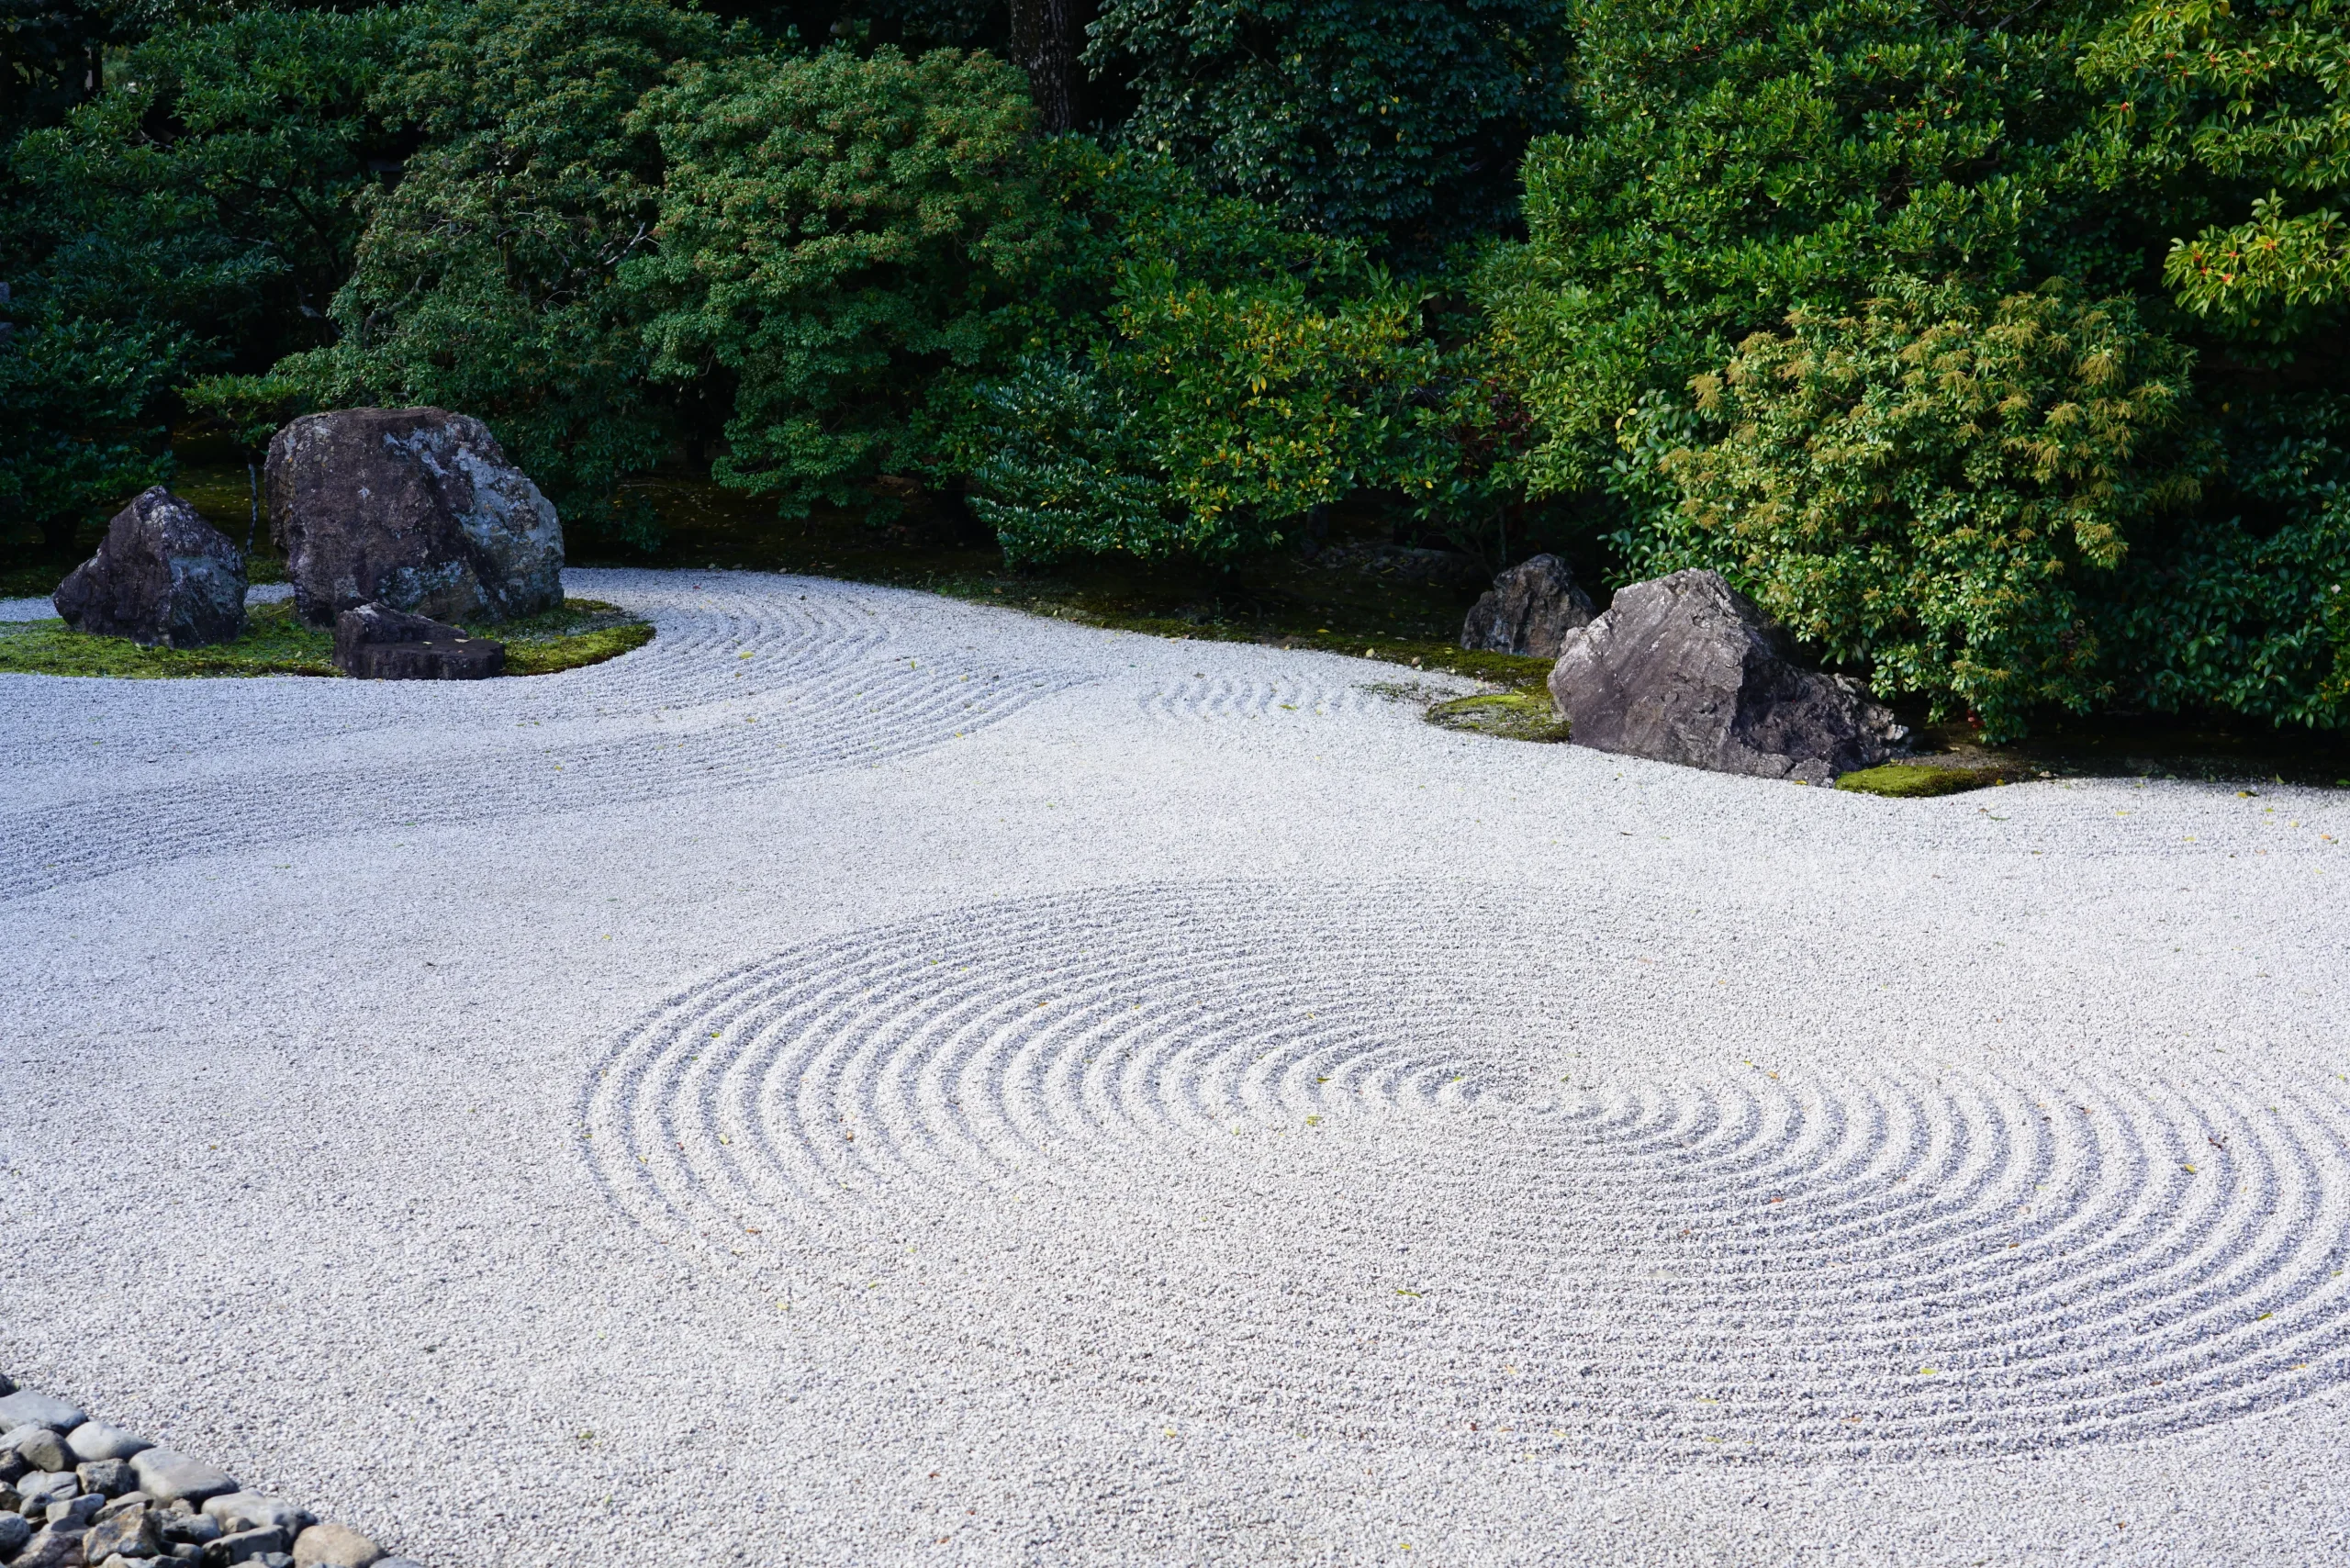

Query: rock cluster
left=1549, top=568, right=1906, bottom=784
left=331, top=604, right=505, bottom=681
left=0, top=1378, right=420, bottom=1568
left=1460, top=554, right=1595, bottom=657
left=51, top=489, right=247, bottom=649
left=265, top=408, right=563, bottom=628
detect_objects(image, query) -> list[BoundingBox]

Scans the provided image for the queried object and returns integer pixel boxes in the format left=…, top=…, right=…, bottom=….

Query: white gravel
left=3, top=566, right=2346, bottom=1565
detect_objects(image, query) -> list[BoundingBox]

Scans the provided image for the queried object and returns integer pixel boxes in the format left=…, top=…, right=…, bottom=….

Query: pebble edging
left=0, top=1376, right=420, bottom=1568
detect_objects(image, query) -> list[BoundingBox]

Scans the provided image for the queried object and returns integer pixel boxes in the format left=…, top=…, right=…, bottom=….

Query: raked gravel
left=3, top=566, right=2346, bottom=1566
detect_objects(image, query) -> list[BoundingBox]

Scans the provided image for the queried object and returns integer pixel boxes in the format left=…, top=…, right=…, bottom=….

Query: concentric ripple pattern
left=587, top=884, right=2350, bottom=1461
left=0, top=573, right=1089, bottom=900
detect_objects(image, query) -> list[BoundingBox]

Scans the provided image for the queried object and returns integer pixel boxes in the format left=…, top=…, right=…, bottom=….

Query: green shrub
left=0, top=311, right=176, bottom=555
left=1489, top=0, right=2133, bottom=496
left=961, top=149, right=1456, bottom=562
left=625, top=44, right=1049, bottom=519
left=1086, top=0, right=1571, bottom=252
left=1647, top=281, right=2197, bottom=739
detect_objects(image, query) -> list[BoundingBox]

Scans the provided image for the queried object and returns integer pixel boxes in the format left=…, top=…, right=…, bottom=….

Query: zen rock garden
left=48, top=408, right=565, bottom=682
left=0, top=1380, right=417, bottom=1568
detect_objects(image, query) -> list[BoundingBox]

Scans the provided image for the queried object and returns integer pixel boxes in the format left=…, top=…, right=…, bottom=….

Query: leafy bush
left=6, top=7, right=400, bottom=378
left=1086, top=0, right=1571, bottom=252
left=1645, top=281, right=2197, bottom=738
left=1490, top=0, right=2135, bottom=495
left=0, top=310, right=176, bottom=554
left=2109, top=395, right=2350, bottom=727
left=962, top=148, right=1454, bottom=562
left=2084, top=0, right=2350, bottom=342
left=626, top=44, right=1049, bottom=519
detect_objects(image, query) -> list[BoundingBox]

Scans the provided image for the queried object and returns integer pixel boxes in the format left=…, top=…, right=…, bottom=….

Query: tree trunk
left=1009, top=0, right=1080, bottom=133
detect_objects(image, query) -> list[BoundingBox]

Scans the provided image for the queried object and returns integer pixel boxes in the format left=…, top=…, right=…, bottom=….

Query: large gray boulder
left=51, top=487, right=247, bottom=647
left=266, top=408, right=563, bottom=627
left=1460, top=554, right=1595, bottom=657
left=1548, top=568, right=1906, bottom=784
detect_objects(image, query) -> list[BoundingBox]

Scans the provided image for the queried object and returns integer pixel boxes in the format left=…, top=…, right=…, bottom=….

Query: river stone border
left=0, top=1375, right=420, bottom=1568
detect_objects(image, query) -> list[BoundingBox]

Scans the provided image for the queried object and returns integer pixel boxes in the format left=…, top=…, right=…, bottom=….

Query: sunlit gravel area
left=4, top=567, right=2346, bottom=1566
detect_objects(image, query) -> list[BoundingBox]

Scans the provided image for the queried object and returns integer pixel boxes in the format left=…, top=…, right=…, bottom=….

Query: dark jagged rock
left=333, top=604, right=506, bottom=680
left=51, top=487, right=247, bottom=648
left=1548, top=568, right=1906, bottom=784
left=266, top=408, right=563, bottom=628
left=1460, top=554, right=1595, bottom=657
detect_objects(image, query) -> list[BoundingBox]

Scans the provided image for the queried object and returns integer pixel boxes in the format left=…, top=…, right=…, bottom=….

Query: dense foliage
left=1087, top=0, right=1572, bottom=249
left=4, top=0, right=2347, bottom=736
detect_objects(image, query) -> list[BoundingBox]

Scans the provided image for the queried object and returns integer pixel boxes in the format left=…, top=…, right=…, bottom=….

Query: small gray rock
left=1460, top=553, right=1596, bottom=657
left=130, top=1453, right=238, bottom=1506
left=0, top=1394, right=85, bottom=1434
left=70, top=1425, right=154, bottom=1464
left=84, top=1497, right=162, bottom=1561
left=80, top=1458, right=135, bottom=1497
left=0, top=1376, right=15, bottom=1397
left=205, top=1525, right=286, bottom=1566
left=11, top=1431, right=70, bottom=1476
left=95, top=1492, right=154, bottom=1523
left=290, top=1522, right=382, bottom=1568
left=204, top=1497, right=309, bottom=1537
left=257, top=1556, right=294, bottom=1568
left=16, top=1471, right=76, bottom=1509
left=0, top=1512, right=29, bottom=1553
left=12, top=1525, right=86, bottom=1568
left=161, top=1510, right=221, bottom=1546
left=48, top=1492, right=104, bottom=1528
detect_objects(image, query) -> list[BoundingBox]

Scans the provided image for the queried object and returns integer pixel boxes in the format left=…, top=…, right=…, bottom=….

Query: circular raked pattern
left=0, top=574, right=1087, bottom=902
left=586, top=884, right=2350, bottom=1461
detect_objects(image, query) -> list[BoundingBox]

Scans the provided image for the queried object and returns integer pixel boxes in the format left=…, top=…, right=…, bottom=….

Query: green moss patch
left=493, top=599, right=655, bottom=675
left=1835, top=762, right=2012, bottom=798
left=0, top=597, right=650, bottom=680
left=1426, top=689, right=1572, bottom=743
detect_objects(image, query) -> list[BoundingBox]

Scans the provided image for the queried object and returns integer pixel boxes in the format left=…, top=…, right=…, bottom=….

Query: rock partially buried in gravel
left=207, top=1495, right=312, bottom=1536
left=0, top=1392, right=86, bottom=1432
left=130, top=1450, right=239, bottom=1505
left=331, top=602, right=506, bottom=680
left=266, top=407, right=563, bottom=627
left=292, top=1520, right=383, bottom=1568
left=51, top=487, right=248, bottom=648
left=1548, top=568, right=1906, bottom=785
left=1460, top=553, right=1595, bottom=657
left=69, top=1424, right=152, bottom=1464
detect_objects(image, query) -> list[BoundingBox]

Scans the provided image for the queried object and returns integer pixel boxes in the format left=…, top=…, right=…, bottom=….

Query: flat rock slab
left=333, top=603, right=505, bottom=680
left=50, top=487, right=245, bottom=648
left=0, top=1391, right=86, bottom=1431
left=130, top=1449, right=239, bottom=1504
left=268, top=407, right=563, bottom=628
left=67, top=1421, right=152, bottom=1462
